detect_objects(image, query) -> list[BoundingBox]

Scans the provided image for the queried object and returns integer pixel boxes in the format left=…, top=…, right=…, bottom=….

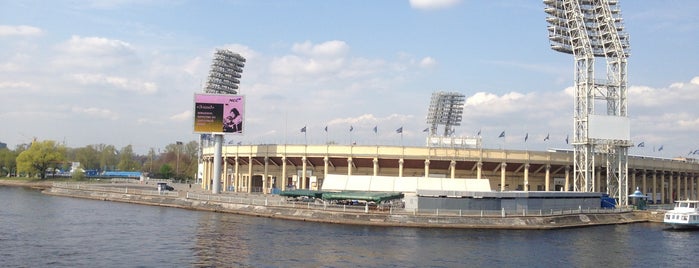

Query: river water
left=1, top=186, right=697, bottom=267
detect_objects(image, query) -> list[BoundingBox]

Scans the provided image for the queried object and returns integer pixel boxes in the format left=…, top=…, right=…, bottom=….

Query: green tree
left=0, top=148, right=18, bottom=177
left=160, top=163, right=173, bottom=179
left=98, top=144, right=118, bottom=171
left=72, top=169, right=85, bottom=181
left=16, top=140, right=67, bottom=179
left=117, top=145, right=139, bottom=171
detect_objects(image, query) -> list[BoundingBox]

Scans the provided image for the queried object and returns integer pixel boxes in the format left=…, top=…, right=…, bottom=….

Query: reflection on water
left=2, top=186, right=699, bottom=267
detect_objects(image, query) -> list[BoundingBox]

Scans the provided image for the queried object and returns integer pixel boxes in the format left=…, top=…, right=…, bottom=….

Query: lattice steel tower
left=426, top=91, right=465, bottom=137
left=544, top=0, right=631, bottom=205
left=205, top=49, right=246, bottom=94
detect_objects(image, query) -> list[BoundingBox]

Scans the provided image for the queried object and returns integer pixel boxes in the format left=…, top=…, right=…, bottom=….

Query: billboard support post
left=213, top=134, right=223, bottom=194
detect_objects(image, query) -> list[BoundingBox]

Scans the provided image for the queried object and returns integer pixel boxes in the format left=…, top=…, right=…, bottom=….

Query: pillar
left=652, top=170, right=657, bottom=204
left=398, top=159, right=404, bottom=177
left=263, top=156, right=269, bottom=194
left=223, top=157, right=228, bottom=192
left=301, top=156, right=307, bottom=189
left=500, top=162, right=507, bottom=191
left=545, top=164, right=551, bottom=192
left=695, top=174, right=699, bottom=201
left=347, top=157, right=352, bottom=177
left=373, top=158, right=379, bottom=177
left=595, top=167, right=601, bottom=192
left=642, top=171, right=647, bottom=198
left=523, top=164, right=530, bottom=192
left=202, top=158, right=208, bottom=190
left=281, top=156, right=287, bottom=191
left=449, top=160, right=456, bottom=179
left=630, top=170, right=636, bottom=193
left=660, top=171, right=666, bottom=204
left=424, top=159, right=430, bottom=178
left=477, top=162, right=483, bottom=180
left=684, top=173, right=688, bottom=200
left=247, top=155, right=253, bottom=193
left=669, top=172, right=674, bottom=203
left=564, top=166, right=570, bottom=192
left=676, top=172, right=681, bottom=201
left=234, top=156, right=240, bottom=192
left=323, top=156, right=329, bottom=181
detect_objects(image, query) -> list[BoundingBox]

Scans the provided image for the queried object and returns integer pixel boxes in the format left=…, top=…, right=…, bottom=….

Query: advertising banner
left=194, top=94, right=244, bottom=134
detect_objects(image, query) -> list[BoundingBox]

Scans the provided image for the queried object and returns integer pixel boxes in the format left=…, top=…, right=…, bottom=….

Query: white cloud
left=170, top=110, right=192, bottom=121
left=409, top=0, right=461, bottom=10
left=630, top=76, right=699, bottom=107
left=53, top=35, right=139, bottom=70
left=71, top=106, right=119, bottom=120
left=70, top=73, right=158, bottom=94
left=419, top=57, right=437, bottom=68
left=292, top=40, right=349, bottom=57
left=0, top=81, right=32, bottom=89
left=0, top=25, right=43, bottom=37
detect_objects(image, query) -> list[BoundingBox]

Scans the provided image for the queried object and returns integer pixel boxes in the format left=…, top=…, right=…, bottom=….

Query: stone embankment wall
left=44, top=186, right=652, bottom=230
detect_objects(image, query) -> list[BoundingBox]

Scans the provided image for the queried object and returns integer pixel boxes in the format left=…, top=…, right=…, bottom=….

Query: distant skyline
left=1, top=0, right=698, bottom=157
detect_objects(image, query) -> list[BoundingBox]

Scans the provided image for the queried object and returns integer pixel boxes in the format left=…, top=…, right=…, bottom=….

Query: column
left=398, top=159, right=404, bottom=177
left=323, top=156, right=329, bottom=181
left=595, top=167, right=601, bottom=192
left=676, top=172, right=681, bottom=201
left=564, top=166, right=570, bottom=192
left=263, top=156, right=269, bottom=194
left=523, top=164, right=530, bottom=192
left=630, top=170, right=636, bottom=193
left=477, top=162, right=483, bottom=180
left=301, top=156, right=308, bottom=189
left=669, top=172, right=674, bottom=203
left=652, top=170, right=657, bottom=204
left=373, top=158, right=379, bottom=177
left=223, top=157, right=228, bottom=192
left=281, top=156, right=287, bottom=191
left=201, top=159, right=208, bottom=190
left=500, top=162, right=507, bottom=191
left=449, top=160, right=456, bottom=179
left=691, top=173, right=695, bottom=200
left=247, top=156, right=253, bottom=193
left=424, top=159, right=430, bottom=178
left=642, top=171, right=647, bottom=198
left=695, top=174, right=699, bottom=201
left=234, top=156, right=240, bottom=192
left=347, top=157, right=353, bottom=177
left=545, top=164, right=551, bottom=192
left=684, top=173, right=688, bottom=200
left=660, top=171, right=666, bottom=204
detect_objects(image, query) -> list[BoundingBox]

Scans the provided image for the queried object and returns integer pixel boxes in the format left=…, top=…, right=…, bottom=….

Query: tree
left=160, top=163, right=173, bottom=179
left=98, top=144, right=118, bottom=171
left=117, top=145, right=139, bottom=171
left=16, top=140, right=66, bottom=179
left=0, top=148, right=18, bottom=177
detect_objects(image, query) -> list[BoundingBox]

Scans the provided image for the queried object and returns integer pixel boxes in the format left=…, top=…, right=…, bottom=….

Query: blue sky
left=1, top=0, right=698, bottom=158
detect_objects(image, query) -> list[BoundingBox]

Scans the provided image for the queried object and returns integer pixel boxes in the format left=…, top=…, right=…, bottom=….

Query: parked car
left=157, top=182, right=174, bottom=191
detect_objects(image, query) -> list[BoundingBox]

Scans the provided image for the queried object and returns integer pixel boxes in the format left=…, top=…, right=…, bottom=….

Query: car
left=157, top=182, right=174, bottom=191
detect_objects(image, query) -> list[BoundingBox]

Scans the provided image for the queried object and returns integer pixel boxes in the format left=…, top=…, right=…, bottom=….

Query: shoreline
left=1, top=179, right=665, bottom=229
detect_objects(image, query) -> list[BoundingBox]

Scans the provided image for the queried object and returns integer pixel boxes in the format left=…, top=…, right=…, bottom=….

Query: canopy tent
left=279, top=189, right=324, bottom=198
left=321, top=191, right=404, bottom=203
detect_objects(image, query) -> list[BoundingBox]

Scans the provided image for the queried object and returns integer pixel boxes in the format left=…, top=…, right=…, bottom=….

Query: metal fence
left=52, top=182, right=634, bottom=218
left=52, top=182, right=179, bottom=197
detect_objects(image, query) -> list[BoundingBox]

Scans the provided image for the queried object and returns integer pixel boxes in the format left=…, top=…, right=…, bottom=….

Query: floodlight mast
left=544, top=0, right=631, bottom=205
left=200, top=49, right=246, bottom=194
left=426, top=91, right=465, bottom=137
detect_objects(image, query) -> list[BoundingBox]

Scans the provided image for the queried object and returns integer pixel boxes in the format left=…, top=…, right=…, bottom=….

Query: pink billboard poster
left=194, top=94, right=244, bottom=134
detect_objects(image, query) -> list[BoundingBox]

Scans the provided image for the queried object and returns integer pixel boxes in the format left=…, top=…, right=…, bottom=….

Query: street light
left=176, top=141, right=183, bottom=179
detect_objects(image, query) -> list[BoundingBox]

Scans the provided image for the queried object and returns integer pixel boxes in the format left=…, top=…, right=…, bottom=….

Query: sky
left=1, top=0, right=698, bottom=158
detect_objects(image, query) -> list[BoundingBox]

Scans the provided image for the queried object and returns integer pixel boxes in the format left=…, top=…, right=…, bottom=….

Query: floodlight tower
left=200, top=49, right=246, bottom=194
left=544, top=0, right=631, bottom=205
left=426, top=91, right=465, bottom=137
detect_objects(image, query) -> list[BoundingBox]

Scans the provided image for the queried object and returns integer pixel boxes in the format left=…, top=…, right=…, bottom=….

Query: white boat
left=664, top=200, right=699, bottom=229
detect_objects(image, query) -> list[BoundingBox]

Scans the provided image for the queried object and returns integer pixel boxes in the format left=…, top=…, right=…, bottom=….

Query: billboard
left=194, top=93, right=245, bottom=134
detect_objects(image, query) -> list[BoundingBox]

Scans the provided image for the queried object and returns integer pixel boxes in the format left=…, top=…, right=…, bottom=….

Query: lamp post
left=176, top=141, right=183, bottom=180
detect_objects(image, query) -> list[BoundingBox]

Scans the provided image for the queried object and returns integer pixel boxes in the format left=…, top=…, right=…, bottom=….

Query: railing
left=52, top=182, right=634, bottom=218
left=52, top=182, right=179, bottom=197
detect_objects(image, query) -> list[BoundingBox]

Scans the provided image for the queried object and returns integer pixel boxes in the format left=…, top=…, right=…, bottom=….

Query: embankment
left=42, top=185, right=656, bottom=230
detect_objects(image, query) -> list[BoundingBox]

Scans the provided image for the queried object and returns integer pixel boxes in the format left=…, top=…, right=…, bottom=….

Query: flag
left=373, top=126, right=378, bottom=133
left=498, top=131, right=505, bottom=138
left=477, top=129, right=481, bottom=136
left=693, top=149, right=699, bottom=155
left=565, top=135, right=569, bottom=144
left=658, top=145, right=664, bottom=151
left=544, top=133, right=550, bottom=141
left=350, top=126, right=354, bottom=132
left=423, top=128, right=429, bottom=133
left=637, top=142, right=645, bottom=147
left=396, top=127, right=403, bottom=134
left=524, top=133, right=529, bottom=142
left=237, top=141, right=242, bottom=145
left=300, top=126, right=306, bottom=133
left=324, top=126, right=328, bottom=132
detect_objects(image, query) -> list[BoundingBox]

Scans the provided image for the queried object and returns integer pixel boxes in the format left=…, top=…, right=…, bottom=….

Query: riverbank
left=1, top=179, right=664, bottom=229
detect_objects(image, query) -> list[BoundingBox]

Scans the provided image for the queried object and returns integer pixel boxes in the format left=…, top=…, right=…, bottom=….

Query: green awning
left=321, top=191, right=404, bottom=203
left=279, top=189, right=323, bottom=198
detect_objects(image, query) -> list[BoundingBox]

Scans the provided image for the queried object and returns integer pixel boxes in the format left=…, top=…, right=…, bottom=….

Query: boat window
left=680, top=203, right=688, bottom=208
left=691, top=203, right=696, bottom=208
